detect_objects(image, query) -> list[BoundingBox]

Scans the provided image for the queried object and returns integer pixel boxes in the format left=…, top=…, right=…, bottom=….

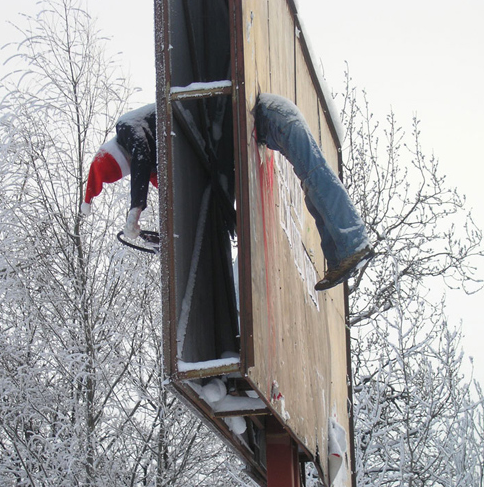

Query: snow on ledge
left=212, top=395, right=266, bottom=414
left=177, top=357, right=240, bottom=372
left=170, top=80, right=232, bottom=94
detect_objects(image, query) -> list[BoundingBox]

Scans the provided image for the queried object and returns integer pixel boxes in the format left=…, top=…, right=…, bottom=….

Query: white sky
left=2, top=0, right=483, bottom=385
left=296, top=0, right=484, bottom=387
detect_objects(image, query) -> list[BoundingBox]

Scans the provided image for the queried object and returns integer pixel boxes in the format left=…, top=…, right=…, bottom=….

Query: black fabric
left=115, top=107, right=157, bottom=210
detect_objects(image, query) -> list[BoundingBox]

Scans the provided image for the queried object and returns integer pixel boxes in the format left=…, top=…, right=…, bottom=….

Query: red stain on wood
left=255, top=144, right=278, bottom=396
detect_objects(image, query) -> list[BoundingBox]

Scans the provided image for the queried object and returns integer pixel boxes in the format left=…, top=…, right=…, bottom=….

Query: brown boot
left=315, top=246, right=374, bottom=291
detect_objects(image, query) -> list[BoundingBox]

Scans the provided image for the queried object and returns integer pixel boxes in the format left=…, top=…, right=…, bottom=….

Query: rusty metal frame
left=157, top=0, right=254, bottom=382
left=229, top=0, right=254, bottom=372
left=155, top=0, right=175, bottom=378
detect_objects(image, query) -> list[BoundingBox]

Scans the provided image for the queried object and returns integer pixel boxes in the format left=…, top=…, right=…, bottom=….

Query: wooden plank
left=239, top=1, right=352, bottom=484
left=267, top=0, right=296, bottom=98
left=230, top=0, right=255, bottom=371
left=212, top=408, right=269, bottom=418
left=155, top=0, right=176, bottom=378
left=158, top=0, right=355, bottom=484
left=294, top=40, right=327, bottom=280
left=319, top=99, right=340, bottom=174
left=241, top=0, right=271, bottom=112
left=245, top=136, right=334, bottom=464
left=295, top=40, right=320, bottom=139
left=175, top=359, right=241, bottom=381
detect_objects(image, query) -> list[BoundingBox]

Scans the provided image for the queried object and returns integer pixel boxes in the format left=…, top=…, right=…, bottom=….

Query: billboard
left=155, top=1, right=355, bottom=485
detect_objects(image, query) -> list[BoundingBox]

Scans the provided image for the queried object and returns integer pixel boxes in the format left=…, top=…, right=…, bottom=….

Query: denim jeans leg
left=301, top=158, right=369, bottom=263
left=256, top=93, right=369, bottom=266
left=305, top=195, right=339, bottom=268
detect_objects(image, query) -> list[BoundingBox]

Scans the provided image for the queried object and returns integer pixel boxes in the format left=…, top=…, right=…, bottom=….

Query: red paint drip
left=255, top=143, right=278, bottom=397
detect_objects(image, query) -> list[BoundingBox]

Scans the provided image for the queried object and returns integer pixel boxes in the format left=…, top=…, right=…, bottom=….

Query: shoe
left=315, top=246, right=375, bottom=291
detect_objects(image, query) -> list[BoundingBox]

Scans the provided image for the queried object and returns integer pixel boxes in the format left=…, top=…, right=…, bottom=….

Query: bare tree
left=337, top=68, right=484, bottom=486
left=0, top=1, right=163, bottom=485
left=0, top=2, right=259, bottom=486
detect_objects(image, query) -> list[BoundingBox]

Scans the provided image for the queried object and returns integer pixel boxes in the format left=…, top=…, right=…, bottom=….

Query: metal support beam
left=170, top=81, right=232, bottom=101
left=266, top=416, right=301, bottom=487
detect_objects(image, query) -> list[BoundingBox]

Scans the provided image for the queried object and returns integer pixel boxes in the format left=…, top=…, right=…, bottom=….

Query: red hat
left=81, top=138, right=130, bottom=215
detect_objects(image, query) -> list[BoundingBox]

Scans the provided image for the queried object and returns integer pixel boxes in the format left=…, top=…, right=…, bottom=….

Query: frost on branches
left=337, top=69, right=484, bottom=487
left=0, top=1, right=252, bottom=486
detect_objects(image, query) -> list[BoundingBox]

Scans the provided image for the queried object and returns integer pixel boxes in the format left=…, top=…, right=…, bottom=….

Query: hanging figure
left=254, top=93, right=374, bottom=291
left=81, top=103, right=157, bottom=239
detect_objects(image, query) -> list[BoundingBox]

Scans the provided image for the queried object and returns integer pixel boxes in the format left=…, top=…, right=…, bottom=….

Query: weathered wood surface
left=240, top=0, right=352, bottom=483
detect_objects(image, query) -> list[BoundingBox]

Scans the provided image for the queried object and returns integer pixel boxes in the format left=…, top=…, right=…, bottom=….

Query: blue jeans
left=255, top=93, right=369, bottom=269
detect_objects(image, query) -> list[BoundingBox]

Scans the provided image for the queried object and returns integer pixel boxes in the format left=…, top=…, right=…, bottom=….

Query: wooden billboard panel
left=157, top=0, right=354, bottom=485
left=267, top=0, right=297, bottom=98
left=240, top=0, right=271, bottom=109
left=240, top=4, right=352, bottom=484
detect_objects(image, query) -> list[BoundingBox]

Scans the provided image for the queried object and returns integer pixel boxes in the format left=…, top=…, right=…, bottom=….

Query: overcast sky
left=296, top=0, right=484, bottom=387
left=2, top=0, right=483, bottom=384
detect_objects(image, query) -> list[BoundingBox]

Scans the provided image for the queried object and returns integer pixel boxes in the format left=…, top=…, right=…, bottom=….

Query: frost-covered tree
left=0, top=2, right=243, bottom=486
left=0, top=0, right=159, bottom=484
left=338, top=69, right=484, bottom=486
